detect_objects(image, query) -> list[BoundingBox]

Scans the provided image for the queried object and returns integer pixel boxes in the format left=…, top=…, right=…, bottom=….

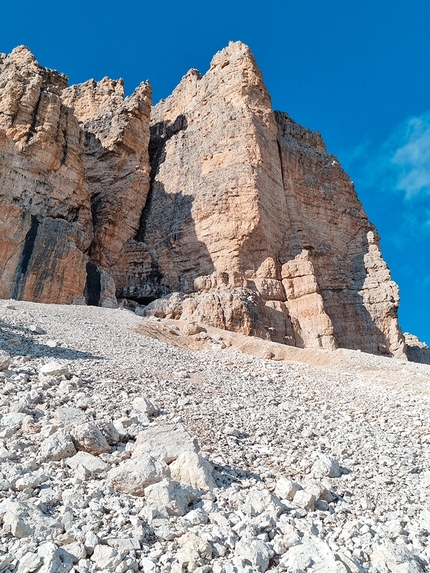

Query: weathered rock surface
left=0, top=43, right=406, bottom=356
left=122, top=41, right=405, bottom=357
left=0, top=46, right=92, bottom=304
left=0, top=46, right=151, bottom=308
left=62, top=77, right=152, bottom=302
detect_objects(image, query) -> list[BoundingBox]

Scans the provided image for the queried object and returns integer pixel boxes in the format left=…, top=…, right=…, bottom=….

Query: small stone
left=16, top=551, right=42, bottom=573
left=66, top=451, right=110, bottom=473
left=54, top=406, right=88, bottom=428
left=107, top=454, right=170, bottom=496
left=91, top=545, right=122, bottom=569
left=0, top=350, right=11, bottom=372
left=98, top=420, right=120, bottom=445
left=170, top=451, right=216, bottom=490
left=39, top=361, right=70, bottom=378
left=40, top=429, right=77, bottom=461
left=274, top=477, right=302, bottom=501
left=29, top=325, right=45, bottom=335
left=132, top=396, right=157, bottom=416
left=70, top=422, right=111, bottom=455
left=144, top=478, right=200, bottom=516
left=293, top=489, right=316, bottom=511
left=312, top=454, right=341, bottom=478
left=132, top=422, right=199, bottom=463
left=235, top=539, right=271, bottom=572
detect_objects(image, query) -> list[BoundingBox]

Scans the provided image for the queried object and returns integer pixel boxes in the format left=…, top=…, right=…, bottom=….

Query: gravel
left=0, top=299, right=429, bottom=573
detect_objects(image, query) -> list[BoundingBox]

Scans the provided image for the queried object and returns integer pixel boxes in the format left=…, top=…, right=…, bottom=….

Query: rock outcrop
left=0, top=46, right=151, bottom=307
left=0, top=42, right=406, bottom=356
left=62, top=77, right=151, bottom=296
left=0, top=46, right=92, bottom=304
left=122, top=42, right=405, bottom=357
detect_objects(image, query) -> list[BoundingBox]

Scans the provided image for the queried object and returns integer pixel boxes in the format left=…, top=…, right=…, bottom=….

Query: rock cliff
left=123, top=42, right=405, bottom=357
left=0, top=46, right=92, bottom=304
left=0, top=46, right=151, bottom=307
left=0, top=43, right=406, bottom=357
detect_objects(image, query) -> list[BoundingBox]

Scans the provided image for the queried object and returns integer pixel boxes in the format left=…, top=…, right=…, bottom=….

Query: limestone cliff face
left=275, top=111, right=404, bottom=356
left=0, top=46, right=152, bottom=307
left=0, top=43, right=406, bottom=357
left=0, top=46, right=92, bottom=304
left=62, top=77, right=151, bottom=289
left=124, top=42, right=405, bottom=357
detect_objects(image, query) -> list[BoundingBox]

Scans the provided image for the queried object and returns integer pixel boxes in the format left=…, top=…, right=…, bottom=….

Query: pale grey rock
left=302, top=478, right=334, bottom=503
left=170, top=451, right=216, bottom=490
left=144, top=478, right=199, bottom=516
left=0, top=350, right=10, bottom=372
left=312, top=454, right=341, bottom=478
left=37, top=542, right=66, bottom=573
left=132, top=396, right=157, bottom=416
left=132, top=422, right=199, bottom=463
left=235, top=539, right=271, bottom=572
left=140, top=557, right=157, bottom=572
left=242, top=488, right=283, bottom=517
left=107, top=454, right=169, bottom=496
left=176, top=532, right=213, bottom=568
left=39, top=361, right=70, bottom=378
left=0, top=500, right=61, bottom=539
left=108, top=537, right=141, bottom=551
left=293, top=489, right=316, bottom=511
left=70, top=422, right=111, bottom=455
left=54, top=406, right=88, bottom=428
left=98, top=420, right=120, bottom=445
left=280, top=534, right=346, bottom=572
left=91, top=545, right=122, bottom=569
left=40, top=428, right=76, bottom=461
left=84, top=531, right=99, bottom=555
left=274, top=476, right=302, bottom=501
left=182, top=508, right=209, bottom=526
left=371, top=541, right=425, bottom=573
left=66, top=451, right=109, bottom=473
left=16, top=551, right=42, bottom=573
left=14, top=474, right=40, bottom=491
left=29, top=325, right=45, bottom=334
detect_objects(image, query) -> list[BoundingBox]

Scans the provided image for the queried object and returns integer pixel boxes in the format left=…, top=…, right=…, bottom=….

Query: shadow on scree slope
left=0, top=321, right=102, bottom=360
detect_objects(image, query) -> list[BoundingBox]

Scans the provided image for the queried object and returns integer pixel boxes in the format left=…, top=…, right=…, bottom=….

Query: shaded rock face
left=124, top=42, right=405, bottom=357
left=62, top=77, right=151, bottom=290
left=0, top=42, right=405, bottom=357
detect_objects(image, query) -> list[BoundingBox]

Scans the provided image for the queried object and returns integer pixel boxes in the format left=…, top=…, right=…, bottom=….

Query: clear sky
left=2, top=0, right=429, bottom=344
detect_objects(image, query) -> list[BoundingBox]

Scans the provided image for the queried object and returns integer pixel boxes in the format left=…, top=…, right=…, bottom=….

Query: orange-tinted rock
left=0, top=46, right=92, bottom=304
left=62, top=78, right=152, bottom=289
left=0, top=43, right=406, bottom=357
left=127, top=42, right=405, bottom=357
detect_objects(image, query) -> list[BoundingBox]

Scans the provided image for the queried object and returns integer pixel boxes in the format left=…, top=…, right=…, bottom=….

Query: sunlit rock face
left=123, top=42, right=405, bottom=357
left=0, top=43, right=405, bottom=357
left=0, top=46, right=151, bottom=307
left=0, top=46, right=92, bottom=304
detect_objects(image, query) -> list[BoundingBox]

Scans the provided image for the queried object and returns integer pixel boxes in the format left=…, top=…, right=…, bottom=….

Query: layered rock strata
left=0, top=46, right=151, bottom=307
left=123, top=42, right=405, bottom=357
left=62, top=77, right=151, bottom=290
left=0, top=43, right=405, bottom=356
left=0, top=46, right=92, bottom=304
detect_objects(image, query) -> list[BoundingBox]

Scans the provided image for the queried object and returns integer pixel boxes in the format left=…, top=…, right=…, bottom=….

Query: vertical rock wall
left=0, top=46, right=92, bottom=304
left=0, top=43, right=406, bottom=357
left=62, top=78, right=152, bottom=291
left=275, top=112, right=405, bottom=356
left=126, top=42, right=405, bottom=357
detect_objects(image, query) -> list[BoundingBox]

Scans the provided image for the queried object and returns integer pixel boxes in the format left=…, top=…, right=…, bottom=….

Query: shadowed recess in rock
left=12, top=215, right=40, bottom=300
left=84, top=262, right=101, bottom=306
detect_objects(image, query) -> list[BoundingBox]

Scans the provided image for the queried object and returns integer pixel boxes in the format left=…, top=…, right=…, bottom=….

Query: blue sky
left=2, top=0, right=429, bottom=343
